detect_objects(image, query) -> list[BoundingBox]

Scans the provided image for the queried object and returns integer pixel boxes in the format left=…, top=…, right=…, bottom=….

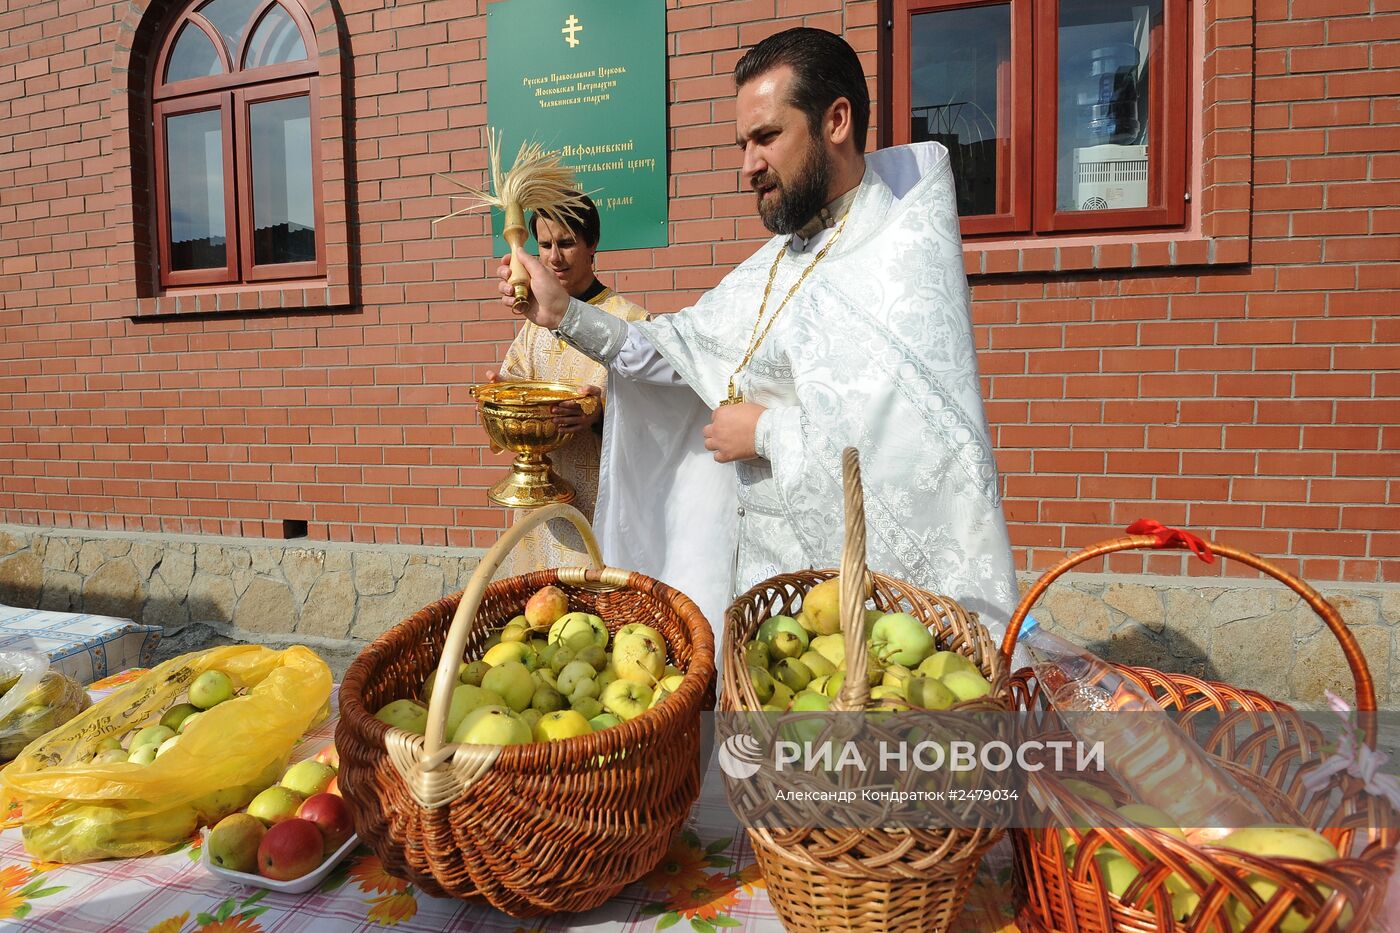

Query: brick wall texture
left=0, top=0, right=1395, bottom=585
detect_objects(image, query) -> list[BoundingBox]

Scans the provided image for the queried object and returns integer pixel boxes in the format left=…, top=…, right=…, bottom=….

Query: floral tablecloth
left=0, top=670, right=1023, bottom=932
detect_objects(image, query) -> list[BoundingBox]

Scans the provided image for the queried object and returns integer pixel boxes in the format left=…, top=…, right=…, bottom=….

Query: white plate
left=200, top=825, right=361, bottom=895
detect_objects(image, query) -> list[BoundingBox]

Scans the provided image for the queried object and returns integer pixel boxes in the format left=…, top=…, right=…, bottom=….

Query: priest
left=497, top=27, right=1019, bottom=642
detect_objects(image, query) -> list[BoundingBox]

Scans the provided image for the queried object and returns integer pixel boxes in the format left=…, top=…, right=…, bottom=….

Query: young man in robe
left=497, top=28, right=1019, bottom=645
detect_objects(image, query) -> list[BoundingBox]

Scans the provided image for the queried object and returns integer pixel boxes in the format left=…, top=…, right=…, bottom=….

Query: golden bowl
left=471, top=380, right=598, bottom=508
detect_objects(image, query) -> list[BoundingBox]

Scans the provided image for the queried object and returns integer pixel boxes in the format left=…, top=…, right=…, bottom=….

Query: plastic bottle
left=1018, top=613, right=1270, bottom=838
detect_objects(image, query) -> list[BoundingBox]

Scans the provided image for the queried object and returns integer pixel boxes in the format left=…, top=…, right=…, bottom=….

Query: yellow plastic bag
left=0, top=645, right=331, bottom=863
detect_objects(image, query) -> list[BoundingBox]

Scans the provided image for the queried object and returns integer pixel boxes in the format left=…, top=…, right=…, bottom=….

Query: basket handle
left=997, top=525, right=1377, bottom=712
left=422, top=502, right=604, bottom=754
left=831, top=448, right=874, bottom=712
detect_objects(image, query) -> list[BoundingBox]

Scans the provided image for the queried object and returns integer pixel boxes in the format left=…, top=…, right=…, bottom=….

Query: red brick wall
left=0, top=0, right=1394, bottom=583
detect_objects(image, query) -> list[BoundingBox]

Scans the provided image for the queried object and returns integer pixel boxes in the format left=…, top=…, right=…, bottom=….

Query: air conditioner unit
left=1072, top=143, right=1148, bottom=210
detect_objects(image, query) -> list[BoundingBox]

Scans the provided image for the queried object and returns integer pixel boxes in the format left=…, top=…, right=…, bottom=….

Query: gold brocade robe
left=493, top=287, right=646, bottom=579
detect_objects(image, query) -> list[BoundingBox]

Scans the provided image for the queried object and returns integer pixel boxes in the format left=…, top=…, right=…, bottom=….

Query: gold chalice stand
left=472, top=381, right=598, bottom=508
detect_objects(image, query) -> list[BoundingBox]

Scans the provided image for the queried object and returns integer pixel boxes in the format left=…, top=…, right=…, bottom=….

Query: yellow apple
left=533, top=709, right=593, bottom=742
left=452, top=705, right=532, bottom=745
left=375, top=698, right=429, bottom=735
left=612, top=631, right=666, bottom=684
left=480, top=661, right=535, bottom=712
left=600, top=679, right=653, bottom=721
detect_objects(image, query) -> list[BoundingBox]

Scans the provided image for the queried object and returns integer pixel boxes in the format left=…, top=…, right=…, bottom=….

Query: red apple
left=256, top=818, right=325, bottom=881
left=312, top=742, right=339, bottom=770
left=297, top=792, right=354, bottom=853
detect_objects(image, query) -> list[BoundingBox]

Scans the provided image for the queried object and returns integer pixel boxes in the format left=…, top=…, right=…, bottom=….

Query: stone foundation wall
left=0, top=524, right=1395, bottom=704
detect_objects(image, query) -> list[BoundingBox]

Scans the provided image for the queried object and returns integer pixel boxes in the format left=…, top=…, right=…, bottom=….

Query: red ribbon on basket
left=1125, top=519, right=1215, bottom=563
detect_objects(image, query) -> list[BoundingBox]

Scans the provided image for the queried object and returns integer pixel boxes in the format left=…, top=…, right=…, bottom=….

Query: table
left=0, top=606, right=160, bottom=686
left=0, top=671, right=1023, bottom=932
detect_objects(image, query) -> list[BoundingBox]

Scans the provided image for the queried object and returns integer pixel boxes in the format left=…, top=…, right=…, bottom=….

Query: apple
left=567, top=677, right=600, bottom=704
left=297, top=792, right=354, bottom=853
left=155, top=735, right=182, bottom=757
left=772, top=658, right=813, bottom=693
left=869, top=613, right=935, bottom=667
left=524, top=585, right=570, bottom=629
left=601, top=679, right=653, bottom=721
left=443, top=684, right=507, bottom=736
left=905, top=676, right=957, bottom=710
left=452, top=705, right=533, bottom=745
left=375, top=698, right=429, bottom=735
left=612, top=630, right=666, bottom=684
left=132, top=724, right=176, bottom=750
left=588, top=712, right=622, bottom=731
left=481, top=641, right=537, bottom=669
left=160, top=703, right=200, bottom=732
left=869, top=684, right=910, bottom=707
left=247, top=785, right=306, bottom=826
left=798, top=577, right=843, bottom=635
left=743, top=640, right=771, bottom=671
left=312, top=742, right=340, bottom=770
left=207, top=812, right=266, bottom=873
left=941, top=669, right=992, bottom=702
left=918, top=651, right=978, bottom=680
left=570, top=696, right=603, bottom=720
left=459, top=660, right=491, bottom=687
left=810, top=634, right=844, bottom=668
left=547, top=612, right=608, bottom=650
left=325, top=775, right=341, bottom=796
left=127, top=743, right=158, bottom=764
left=189, top=669, right=235, bottom=710
left=614, top=622, right=664, bottom=651
left=534, top=709, right=593, bottom=742
left=257, top=818, right=325, bottom=881
left=756, top=616, right=809, bottom=652
left=481, top=661, right=535, bottom=712
left=799, top=650, right=836, bottom=679
left=178, top=711, right=204, bottom=734
left=281, top=760, right=338, bottom=797
left=556, top=660, right=598, bottom=697
left=94, top=748, right=129, bottom=764
left=658, top=673, right=684, bottom=693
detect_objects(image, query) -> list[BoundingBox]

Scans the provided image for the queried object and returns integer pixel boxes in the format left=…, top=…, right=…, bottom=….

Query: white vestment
left=590, top=143, right=1019, bottom=643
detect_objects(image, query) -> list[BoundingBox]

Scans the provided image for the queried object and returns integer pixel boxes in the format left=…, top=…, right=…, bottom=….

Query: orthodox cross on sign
left=562, top=14, right=583, bottom=47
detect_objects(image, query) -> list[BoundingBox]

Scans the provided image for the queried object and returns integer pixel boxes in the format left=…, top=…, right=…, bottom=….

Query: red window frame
left=892, top=0, right=1189, bottom=240
left=151, top=0, right=323, bottom=288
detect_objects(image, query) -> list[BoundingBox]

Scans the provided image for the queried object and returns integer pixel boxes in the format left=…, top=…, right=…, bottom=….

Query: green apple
left=588, top=712, right=622, bottom=731
left=177, top=711, right=204, bottom=734
left=799, top=650, right=835, bottom=679
left=743, top=640, right=771, bottom=671
left=772, top=658, right=812, bottom=692
left=530, top=685, right=566, bottom=713
left=568, top=677, right=600, bottom=704
left=481, top=661, right=535, bottom=712
left=905, top=676, right=956, bottom=710
left=612, top=631, right=666, bottom=684
left=452, top=705, right=532, bottom=745
left=556, top=660, right=597, bottom=697
left=601, top=679, right=653, bottom=721
left=445, top=684, right=505, bottom=735
left=459, top=660, right=491, bottom=687
left=756, top=615, right=809, bottom=652
left=533, top=709, right=592, bottom=742
left=281, top=760, right=337, bottom=796
left=155, top=735, right=182, bottom=757
left=189, top=669, right=235, bottom=709
left=548, top=612, right=608, bottom=651
left=247, top=785, right=305, bottom=825
left=614, top=622, right=664, bottom=651
left=375, top=698, right=429, bottom=735
left=810, top=634, right=845, bottom=668
left=160, top=703, right=200, bottom=732
left=132, top=724, right=177, bottom=750
left=769, top=631, right=805, bottom=661
left=941, top=669, right=992, bottom=702
left=918, top=651, right=979, bottom=680
left=570, top=696, right=603, bottom=720
left=869, top=613, right=935, bottom=667
left=481, top=641, right=537, bottom=670
left=798, top=577, right=842, bottom=635
left=127, top=744, right=158, bottom=765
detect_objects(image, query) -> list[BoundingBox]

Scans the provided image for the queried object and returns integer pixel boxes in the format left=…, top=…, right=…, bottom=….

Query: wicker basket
left=1001, top=527, right=1399, bottom=932
left=335, top=503, right=716, bottom=917
left=720, top=448, right=1010, bottom=932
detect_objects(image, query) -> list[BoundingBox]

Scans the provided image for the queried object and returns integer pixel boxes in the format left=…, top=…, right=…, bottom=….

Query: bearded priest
left=498, top=27, right=1019, bottom=646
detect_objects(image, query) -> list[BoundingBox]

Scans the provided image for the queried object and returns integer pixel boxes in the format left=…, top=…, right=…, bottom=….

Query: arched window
left=153, top=0, right=324, bottom=287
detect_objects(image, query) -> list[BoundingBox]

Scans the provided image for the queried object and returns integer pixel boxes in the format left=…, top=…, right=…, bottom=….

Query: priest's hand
left=553, top=384, right=602, bottom=432
left=497, top=248, right=570, bottom=329
left=704, top=402, right=764, bottom=463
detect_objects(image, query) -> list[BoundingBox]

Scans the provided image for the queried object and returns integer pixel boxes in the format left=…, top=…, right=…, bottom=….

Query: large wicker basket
left=1001, top=525, right=1398, bottom=932
left=335, top=503, right=716, bottom=917
left=720, top=448, right=1010, bottom=932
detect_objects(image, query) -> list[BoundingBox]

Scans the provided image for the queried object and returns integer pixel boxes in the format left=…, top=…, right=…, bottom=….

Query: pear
left=768, top=681, right=795, bottom=711
left=917, top=651, right=978, bottom=680
left=941, top=669, right=992, bottom=702
left=799, top=650, right=835, bottom=679
left=1217, top=825, right=1345, bottom=932
left=905, top=676, right=956, bottom=710
left=756, top=616, right=809, bottom=652
left=743, top=640, right=771, bottom=671
left=772, top=658, right=812, bottom=693
left=798, top=577, right=843, bottom=635
left=810, top=634, right=845, bottom=667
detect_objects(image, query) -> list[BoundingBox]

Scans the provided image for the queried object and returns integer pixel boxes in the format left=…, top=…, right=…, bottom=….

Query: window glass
left=244, top=4, right=308, bottom=69
left=1056, top=0, right=1160, bottom=212
left=250, top=96, right=316, bottom=265
left=166, top=110, right=227, bottom=271
left=165, top=22, right=223, bottom=84
left=909, top=4, right=1011, bottom=217
left=196, top=0, right=260, bottom=60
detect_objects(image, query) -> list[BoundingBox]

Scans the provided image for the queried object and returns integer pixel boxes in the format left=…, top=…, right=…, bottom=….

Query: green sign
left=487, top=0, right=668, bottom=252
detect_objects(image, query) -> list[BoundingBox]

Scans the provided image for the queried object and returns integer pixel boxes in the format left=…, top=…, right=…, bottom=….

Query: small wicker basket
left=1001, top=526, right=1398, bottom=932
left=335, top=503, right=716, bottom=917
left=720, top=448, right=1010, bottom=932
